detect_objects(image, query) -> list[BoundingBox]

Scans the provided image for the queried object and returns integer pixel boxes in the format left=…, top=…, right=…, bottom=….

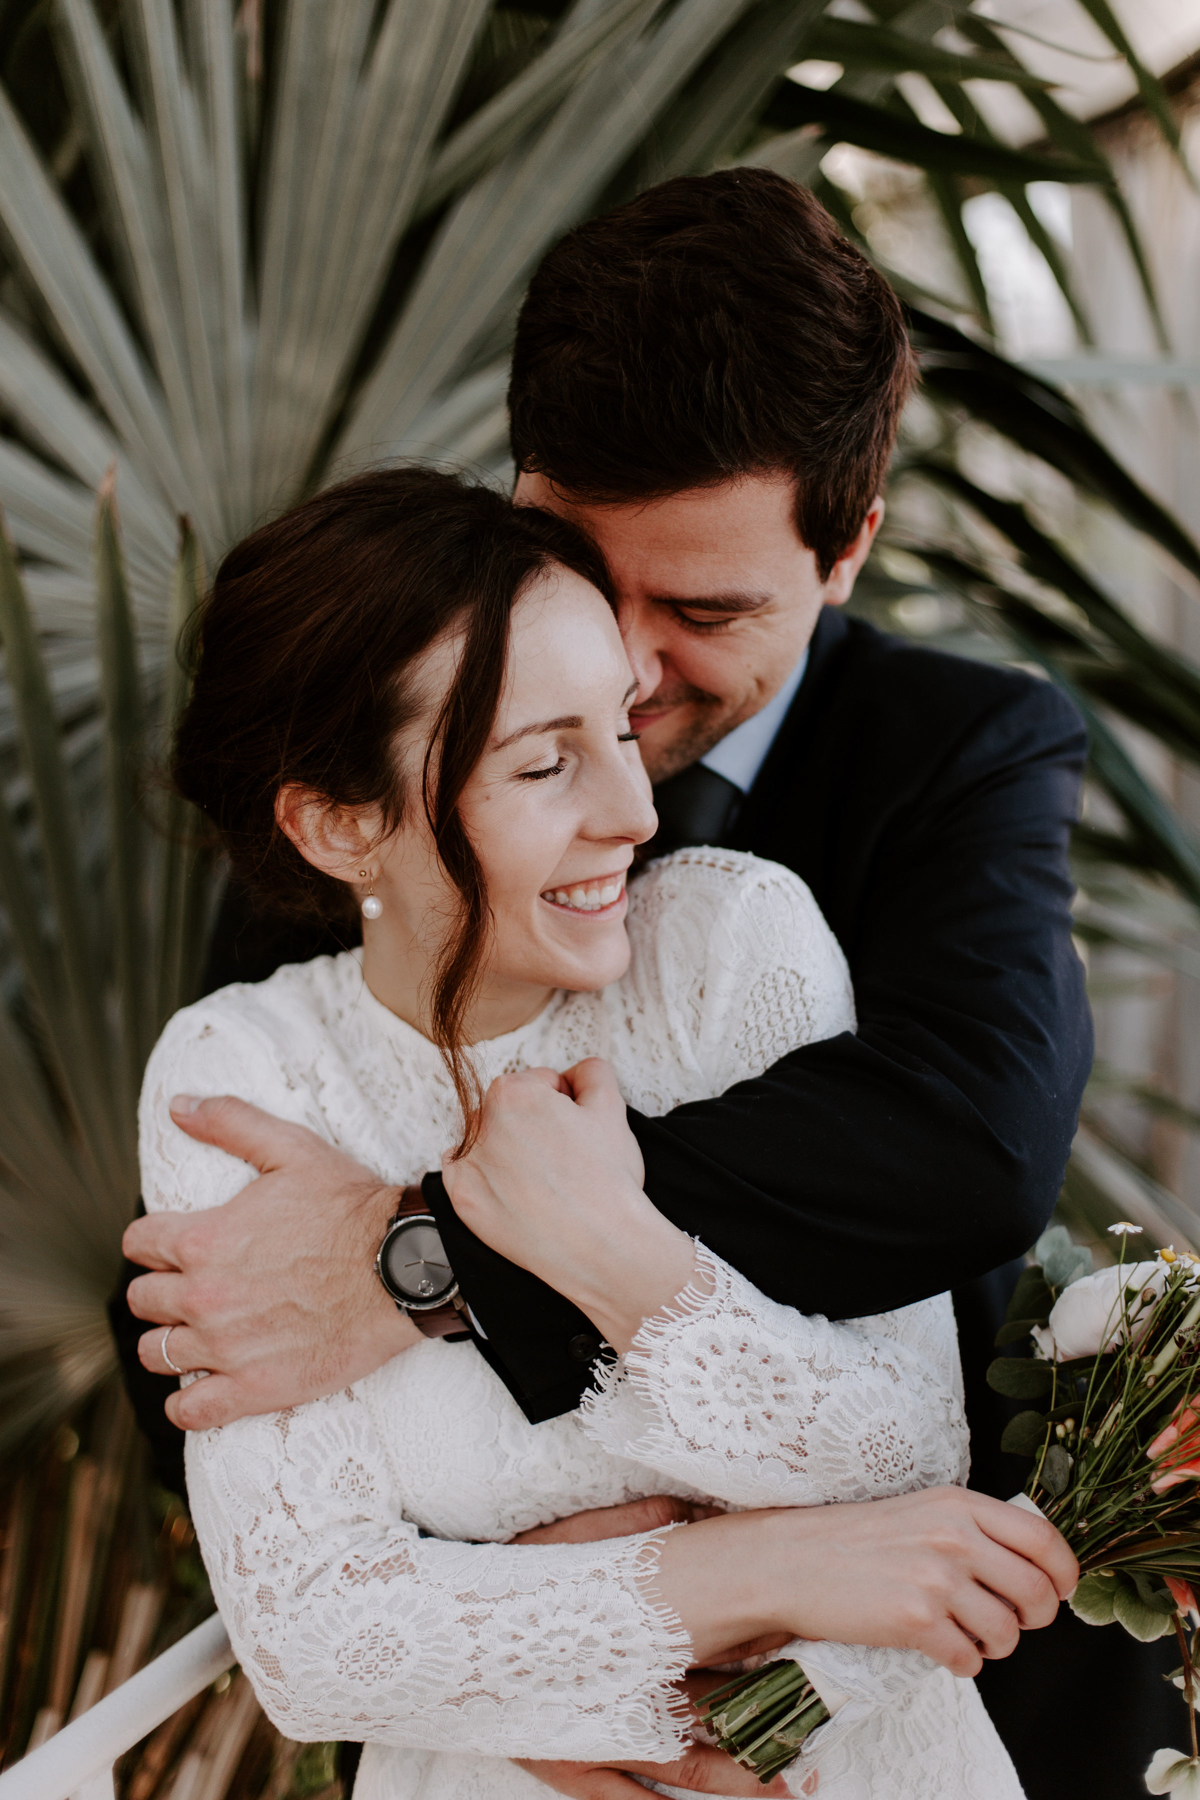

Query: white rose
left=1031, top=1262, right=1166, bottom=1361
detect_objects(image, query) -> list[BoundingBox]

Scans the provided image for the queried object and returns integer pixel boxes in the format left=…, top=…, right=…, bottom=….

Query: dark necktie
left=650, top=762, right=742, bottom=856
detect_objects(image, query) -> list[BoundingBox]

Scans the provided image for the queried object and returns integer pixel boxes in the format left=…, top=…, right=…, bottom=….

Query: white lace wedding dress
left=140, top=849, right=1024, bottom=1800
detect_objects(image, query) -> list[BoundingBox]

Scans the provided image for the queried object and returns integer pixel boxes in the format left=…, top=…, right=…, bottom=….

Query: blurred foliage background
left=1, top=0, right=1199, bottom=1790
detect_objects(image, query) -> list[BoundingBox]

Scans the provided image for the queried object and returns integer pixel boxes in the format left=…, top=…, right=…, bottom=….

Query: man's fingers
left=608, top=1748, right=789, bottom=1797
left=138, top=1323, right=209, bottom=1378
left=512, top=1496, right=704, bottom=1545
left=512, top=1763, right=645, bottom=1798
left=514, top=1750, right=788, bottom=1798
left=166, top=1374, right=248, bottom=1432
left=683, top=1633, right=794, bottom=1683
left=123, top=1212, right=188, bottom=1272
left=167, top=1094, right=316, bottom=1172
left=126, top=1269, right=191, bottom=1324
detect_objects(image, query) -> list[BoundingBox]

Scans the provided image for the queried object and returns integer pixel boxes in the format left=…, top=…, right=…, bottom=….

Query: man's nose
left=617, top=599, right=664, bottom=699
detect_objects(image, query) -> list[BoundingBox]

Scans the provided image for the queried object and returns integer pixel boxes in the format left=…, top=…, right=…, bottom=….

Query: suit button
left=568, top=1333, right=601, bottom=1364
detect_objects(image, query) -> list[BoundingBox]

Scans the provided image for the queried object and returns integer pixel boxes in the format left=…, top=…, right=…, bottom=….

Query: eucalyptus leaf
left=1034, top=1224, right=1093, bottom=1291
left=1038, top=1443, right=1073, bottom=1497
left=1005, top=1267, right=1055, bottom=1327
left=1000, top=1410, right=1049, bottom=1457
left=995, top=1317, right=1043, bottom=1349
left=986, top=1356, right=1055, bottom=1399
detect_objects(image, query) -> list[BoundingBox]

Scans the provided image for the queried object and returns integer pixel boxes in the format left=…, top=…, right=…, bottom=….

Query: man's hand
left=445, top=1060, right=698, bottom=1352
left=124, top=1095, right=419, bottom=1430
left=513, top=1746, right=790, bottom=1798
left=511, top=1495, right=723, bottom=1545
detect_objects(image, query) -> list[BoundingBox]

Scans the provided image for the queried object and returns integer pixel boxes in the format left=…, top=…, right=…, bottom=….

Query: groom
left=117, top=170, right=1116, bottom=1791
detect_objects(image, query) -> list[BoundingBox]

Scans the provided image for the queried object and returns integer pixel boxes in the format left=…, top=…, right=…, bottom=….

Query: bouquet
left=987, top=1222, right=1200, bottom=1797
left=698, top=1223, right=1200, bottom=1793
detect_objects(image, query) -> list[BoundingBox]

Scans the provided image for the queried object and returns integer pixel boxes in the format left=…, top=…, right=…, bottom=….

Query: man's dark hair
left=509, top=167, right=916, bottom=579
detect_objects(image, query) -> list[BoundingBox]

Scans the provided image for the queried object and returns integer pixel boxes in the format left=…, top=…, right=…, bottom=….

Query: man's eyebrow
left=491, top=714, right=583, bottom=751
left=648, top=591, right=773, bottom=614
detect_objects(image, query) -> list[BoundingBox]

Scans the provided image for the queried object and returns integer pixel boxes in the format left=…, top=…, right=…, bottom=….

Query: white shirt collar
left=699, top=646, right=810, bottom=795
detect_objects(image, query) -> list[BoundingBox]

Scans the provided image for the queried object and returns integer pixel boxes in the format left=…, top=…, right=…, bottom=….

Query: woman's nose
left=612, top=757, right=658, bottom=847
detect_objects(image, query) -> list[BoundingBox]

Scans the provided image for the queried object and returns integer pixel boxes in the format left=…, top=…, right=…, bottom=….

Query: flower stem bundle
left=695, top=1659, right=829, bottom=1783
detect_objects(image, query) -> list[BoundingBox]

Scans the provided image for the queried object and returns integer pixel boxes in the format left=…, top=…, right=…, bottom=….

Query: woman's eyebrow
left=492, top=714, right=582, bottom=751
left=492, top=684, right=638, bottom=751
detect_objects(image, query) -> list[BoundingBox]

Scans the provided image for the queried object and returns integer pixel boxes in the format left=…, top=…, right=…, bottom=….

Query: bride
left=139, top=467, right=1074, bottom=1800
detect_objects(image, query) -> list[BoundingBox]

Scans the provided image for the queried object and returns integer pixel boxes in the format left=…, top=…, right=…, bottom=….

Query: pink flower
left=1166, top=1577, right=1200, bottom=1620
left=1148, top=1398, right=1200, bottom=1493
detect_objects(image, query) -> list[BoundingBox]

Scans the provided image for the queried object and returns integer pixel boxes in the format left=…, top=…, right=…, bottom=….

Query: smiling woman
left=172, top=465, right=650, bottom=1139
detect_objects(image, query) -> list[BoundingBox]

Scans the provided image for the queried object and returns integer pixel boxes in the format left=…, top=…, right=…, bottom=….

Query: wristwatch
left=375, top=1184, right=471, bottom=1340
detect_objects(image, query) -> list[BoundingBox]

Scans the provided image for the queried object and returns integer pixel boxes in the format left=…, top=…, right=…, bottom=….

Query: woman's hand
left=444, top=1058, right=700, bottom=1351
left=649, top=1487, right=1078, bottom=1679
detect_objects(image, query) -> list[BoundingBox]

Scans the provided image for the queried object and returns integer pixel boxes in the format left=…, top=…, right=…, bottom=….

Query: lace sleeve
left=579, top=1254, right=955, bottom=1740
left=580, top=1246, right=967, bottom=1509
left=140, top=998, right=693, bottom=1759
left=183, top=1391, right=691, bottom=1757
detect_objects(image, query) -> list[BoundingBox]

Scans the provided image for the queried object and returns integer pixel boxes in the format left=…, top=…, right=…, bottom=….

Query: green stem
left=1176, top=1611, right=1199, bottom=1762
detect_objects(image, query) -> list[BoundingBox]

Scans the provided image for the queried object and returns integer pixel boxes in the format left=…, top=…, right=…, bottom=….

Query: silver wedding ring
left=161, top=1325, right=184, bottom=1375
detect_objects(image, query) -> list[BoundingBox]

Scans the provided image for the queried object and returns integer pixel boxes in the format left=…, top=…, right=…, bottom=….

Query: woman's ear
left=275, top=784, right=379, bottom=881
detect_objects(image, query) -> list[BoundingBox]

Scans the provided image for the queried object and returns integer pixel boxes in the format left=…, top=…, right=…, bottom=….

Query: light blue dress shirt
left=698, top=646, right=810, bottom=795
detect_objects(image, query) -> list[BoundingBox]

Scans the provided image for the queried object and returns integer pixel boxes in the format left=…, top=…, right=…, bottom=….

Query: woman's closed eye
left=518, top=757, right=566, bottom=782
left=518, top=728, right=640, bottom=780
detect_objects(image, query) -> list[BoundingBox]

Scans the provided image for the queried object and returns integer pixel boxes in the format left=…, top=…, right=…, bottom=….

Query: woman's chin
left=524, top=921, right=632, bottom=995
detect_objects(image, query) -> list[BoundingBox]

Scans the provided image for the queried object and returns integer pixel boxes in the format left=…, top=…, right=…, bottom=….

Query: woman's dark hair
left=174, top=465, right=612, bottom=1131
left=509, top=168, right=915, bottom=579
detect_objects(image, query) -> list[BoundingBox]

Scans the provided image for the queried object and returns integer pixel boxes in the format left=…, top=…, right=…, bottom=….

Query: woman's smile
left=538, top=869, right=629, bottom=915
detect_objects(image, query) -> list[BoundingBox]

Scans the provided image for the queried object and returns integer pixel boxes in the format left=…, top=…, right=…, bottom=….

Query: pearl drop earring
left=359, top=868, right=383, bottom=921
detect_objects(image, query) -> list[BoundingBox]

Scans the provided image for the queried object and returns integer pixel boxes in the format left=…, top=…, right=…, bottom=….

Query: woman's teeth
left=542, top=880, right=624, bottom=912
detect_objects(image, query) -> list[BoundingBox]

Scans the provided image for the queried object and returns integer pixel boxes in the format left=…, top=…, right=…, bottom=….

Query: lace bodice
left=140, top=851, right=1017, bottom=1799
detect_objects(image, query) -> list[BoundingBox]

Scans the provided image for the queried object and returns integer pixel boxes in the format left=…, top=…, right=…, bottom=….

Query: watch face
left=381, top=1218, right=455, bottom=1306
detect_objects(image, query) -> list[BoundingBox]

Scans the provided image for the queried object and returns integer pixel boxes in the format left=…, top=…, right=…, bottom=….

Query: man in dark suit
left=116, top=170, right=1150, bottom=1792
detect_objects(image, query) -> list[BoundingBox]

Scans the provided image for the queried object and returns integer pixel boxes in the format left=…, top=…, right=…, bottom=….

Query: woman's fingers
left=945, top=1581, right=1021, bottom=1663
left=964, top=1536, right=1060, bottom=1631
left=971, top=1493, right=1079, bottom=1599
left=919, top=1618, right=986, bottom=1679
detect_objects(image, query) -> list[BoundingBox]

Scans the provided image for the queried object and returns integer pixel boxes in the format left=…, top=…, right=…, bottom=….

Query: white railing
left=0, top=1615, right=234, bottom=1800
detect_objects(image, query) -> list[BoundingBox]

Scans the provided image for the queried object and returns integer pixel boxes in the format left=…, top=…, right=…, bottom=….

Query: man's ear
left=822, top=497, right=885, bottom=607
left=275, top=784, right=378, bottom=882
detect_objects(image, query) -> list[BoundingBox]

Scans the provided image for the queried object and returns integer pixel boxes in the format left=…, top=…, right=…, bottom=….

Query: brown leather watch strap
left=394, top=1184, right=471, bottom=1341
